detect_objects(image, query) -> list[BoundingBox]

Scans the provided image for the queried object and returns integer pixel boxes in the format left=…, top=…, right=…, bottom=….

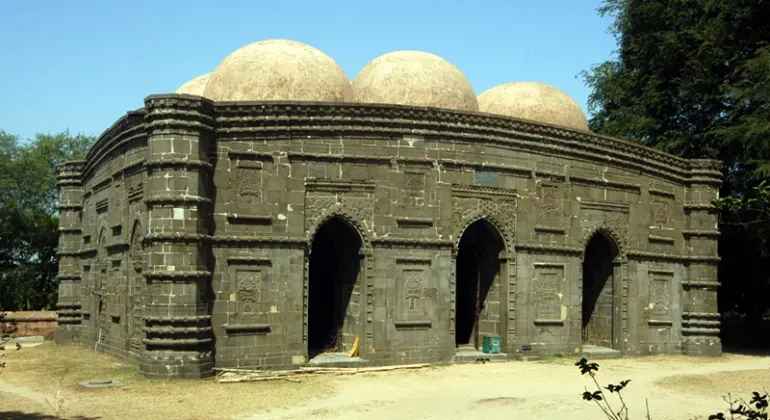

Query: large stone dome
left=203, top=39, right=353, bottom=102
left=478, top=82, right=589, bottom=131
left=175, top=73, right=211, bottom=96
left=352, top=51, right=478, bottom=112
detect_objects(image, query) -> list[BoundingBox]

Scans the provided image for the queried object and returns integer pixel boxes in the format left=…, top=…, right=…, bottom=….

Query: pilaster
left=141, top=94, right=215, bottom=378
left=681, top=159, right=722, bottom=356
left=54, top=160, right=87, bottom=344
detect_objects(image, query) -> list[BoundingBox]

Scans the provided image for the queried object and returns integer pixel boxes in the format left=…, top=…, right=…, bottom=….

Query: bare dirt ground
left=1, top=342, right=768, bottom=420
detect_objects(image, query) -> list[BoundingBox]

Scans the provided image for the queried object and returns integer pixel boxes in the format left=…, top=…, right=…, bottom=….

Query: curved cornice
left=77, top=95, right=722, bottom=188
left=81, top=109, right=147, bottom=182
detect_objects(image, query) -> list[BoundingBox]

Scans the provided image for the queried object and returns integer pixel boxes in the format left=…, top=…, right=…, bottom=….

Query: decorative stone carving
left=403, top=270, right=423, bottom=311
left=305, top=195, right=373, bottom=249
left=404, top=173, right=424, bottom=198
left=306, top=195, right=338, bottom=218
left=534, top=264, right=563, bottom=320
left=451, top=185, right=516, bottom=254
left=236, top=270, right=261, bottom=313
left=237, top=167, right=262, bottom=205
left=453, top=209, right=515, bottom=254
left=536, top=273, right=559, bottom=318
left=651, top=278, right=669, bottom=316
left=580, top=211, right=629, bottom=256
left=650, top=201, right=669, bottom=228
left=539, top=185, right=561, bottom=215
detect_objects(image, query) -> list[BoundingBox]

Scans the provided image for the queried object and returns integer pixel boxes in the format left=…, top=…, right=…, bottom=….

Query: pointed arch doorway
left=581, top=230, right=621, bottom=349
left=307, top=216, right=364, bottom=359
left=455, top=218, right=506, bottom=350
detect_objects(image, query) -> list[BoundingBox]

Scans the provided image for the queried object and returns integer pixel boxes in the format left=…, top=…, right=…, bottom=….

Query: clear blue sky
left=0, top=0, right=617, bottom=142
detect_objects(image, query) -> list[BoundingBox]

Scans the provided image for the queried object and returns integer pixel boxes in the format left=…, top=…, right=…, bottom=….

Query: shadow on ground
left=0, top=412, right=99, bottom=420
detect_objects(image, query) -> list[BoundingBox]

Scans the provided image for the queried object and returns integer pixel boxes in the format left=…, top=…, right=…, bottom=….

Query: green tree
left=582, top=0, right=770, bottom=341
left=0, top=130, right=94, bottom=311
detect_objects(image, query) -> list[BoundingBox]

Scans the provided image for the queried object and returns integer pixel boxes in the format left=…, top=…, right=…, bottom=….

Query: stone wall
left=56, top=95, right=723, bottom=378
left=2, top=311, right=58, bottom=340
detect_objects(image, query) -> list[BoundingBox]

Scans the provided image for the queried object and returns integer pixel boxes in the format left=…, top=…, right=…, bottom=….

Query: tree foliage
left=0, top=130, right=94, bottom=311
left=582, top=0, right=770, bottom=332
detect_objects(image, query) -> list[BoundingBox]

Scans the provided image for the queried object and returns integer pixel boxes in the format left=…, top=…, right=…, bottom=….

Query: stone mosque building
left=54, top=39, right=723, bottom=378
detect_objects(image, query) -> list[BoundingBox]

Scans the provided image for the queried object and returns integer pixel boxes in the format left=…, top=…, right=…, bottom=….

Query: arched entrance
left=581, top=231, right=620, bottom=349
left=307, top=217, right=363, bottom=358
left=455, top=219, right=506, bottom=349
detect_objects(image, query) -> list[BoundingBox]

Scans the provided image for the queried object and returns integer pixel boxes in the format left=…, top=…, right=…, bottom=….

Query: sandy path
left=238, top=354, right=770, bottom=420
left=1, top=349, right=768, bottom=420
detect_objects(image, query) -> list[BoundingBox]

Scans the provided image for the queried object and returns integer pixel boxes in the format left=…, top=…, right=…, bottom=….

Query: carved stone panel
left=229, top=158, right=265, bottom=215
left=401, top=171, right=426, bottom=209
left=237, top=167, right=262, bottom=206
left=649, top=275, right=671, bottom=317
left=236, top=270, right=261, bottom=313
left=401, top=269, right=425, bottom=314
left=405, top=173, right=424, bottom=197
left=540, top=184, right=561, bottom=215
left=534, top=264, right=563, bottom=320
left=650, top=201, right=669, bottom=228
left=537, top=183, right=568, bottom=228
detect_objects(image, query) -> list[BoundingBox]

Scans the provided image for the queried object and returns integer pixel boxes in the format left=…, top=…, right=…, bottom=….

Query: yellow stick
left=348, top=334, right=360, bottom=358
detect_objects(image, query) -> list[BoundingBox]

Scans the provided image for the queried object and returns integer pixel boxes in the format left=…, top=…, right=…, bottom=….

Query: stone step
left=453, top=347, right=511, bottom=364
left=514, top=354, right=542, bottom=362
left=306, top=352, right=374, bottom=368
left=581, top=345, right=622, bottom=360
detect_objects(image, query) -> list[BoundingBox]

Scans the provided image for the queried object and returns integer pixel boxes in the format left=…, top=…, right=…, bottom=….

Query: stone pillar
left=681, top=159, right=723, bottom=356
left=141, top=94, right=215, bottom=378
left=54, top=160, right=86, bottom=344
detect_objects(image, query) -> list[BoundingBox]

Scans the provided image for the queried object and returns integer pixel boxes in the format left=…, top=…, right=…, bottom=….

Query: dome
left=175, top=73, right=211, bottom=96
left=352, top=51, right=478, bottom=112
left=478, top=82, right=589, bottom=131
left=202, top=39, right=352, bottom=102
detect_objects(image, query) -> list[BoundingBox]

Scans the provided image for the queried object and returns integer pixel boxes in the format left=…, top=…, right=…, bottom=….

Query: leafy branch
left=712, top=180, right=770, bottom=226
left=576, top=357, right=634, bottom=420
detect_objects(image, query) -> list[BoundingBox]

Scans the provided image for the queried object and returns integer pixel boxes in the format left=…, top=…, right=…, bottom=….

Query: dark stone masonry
left=54, top=41, right=723, bottom=379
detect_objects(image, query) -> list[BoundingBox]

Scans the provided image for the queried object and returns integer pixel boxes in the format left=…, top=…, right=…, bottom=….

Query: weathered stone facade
left=55, top=95, right=723, bottom=379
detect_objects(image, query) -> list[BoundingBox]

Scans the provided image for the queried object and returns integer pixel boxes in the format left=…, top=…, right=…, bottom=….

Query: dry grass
left=0, top=342, right=332, bottom=420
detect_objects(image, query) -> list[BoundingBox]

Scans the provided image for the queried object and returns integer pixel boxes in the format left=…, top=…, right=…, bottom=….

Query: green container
left=482, top=335, right=502, bottom=354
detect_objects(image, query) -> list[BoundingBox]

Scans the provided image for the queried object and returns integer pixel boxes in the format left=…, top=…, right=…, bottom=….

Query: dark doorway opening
left=581, top=231, right=619, bottom=348
left=455, top=219, right=505, bottom=349
left=308, top=217, right=362, bottom=359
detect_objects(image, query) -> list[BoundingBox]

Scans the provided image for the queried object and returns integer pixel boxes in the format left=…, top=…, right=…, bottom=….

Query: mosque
left=54, top=39, right=722, bottom=378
